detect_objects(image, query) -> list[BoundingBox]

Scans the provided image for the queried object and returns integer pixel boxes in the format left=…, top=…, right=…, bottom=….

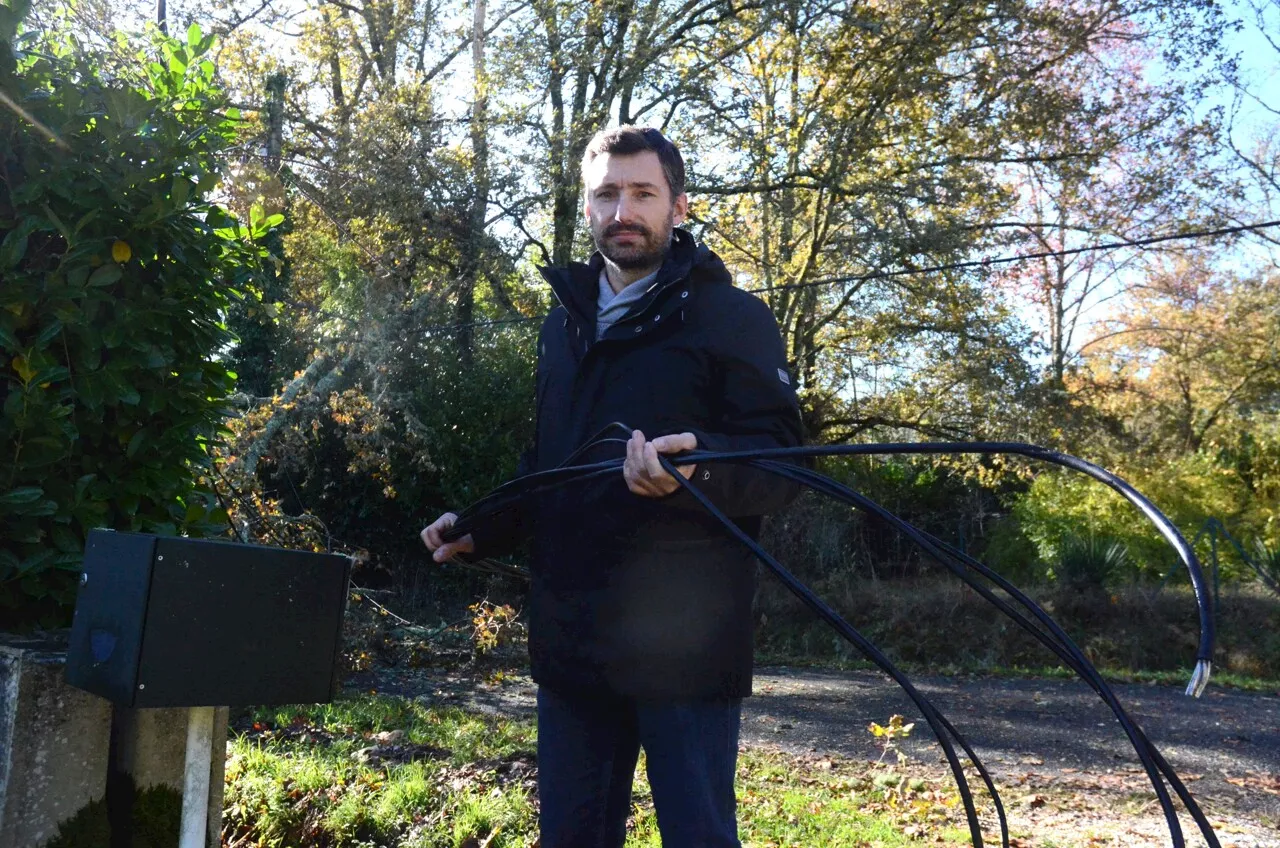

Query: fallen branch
left=226, top=351, right=354, bottom=480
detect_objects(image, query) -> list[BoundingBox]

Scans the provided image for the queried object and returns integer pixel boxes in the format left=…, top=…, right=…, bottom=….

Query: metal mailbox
left=66, top=529, right=351, bottom=707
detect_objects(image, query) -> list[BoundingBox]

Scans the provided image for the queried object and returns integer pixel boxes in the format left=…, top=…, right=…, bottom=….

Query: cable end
left=1185, top=659, right=1211, bottom=698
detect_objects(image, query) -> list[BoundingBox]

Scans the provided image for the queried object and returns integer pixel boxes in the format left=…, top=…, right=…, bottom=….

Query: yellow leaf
left=12, top=355, right=35, bottom=384
left=112, top=240, right=132, bottom=263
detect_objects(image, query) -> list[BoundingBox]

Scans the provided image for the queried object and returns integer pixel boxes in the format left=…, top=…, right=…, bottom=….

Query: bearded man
left=422, top=125, right=802, bottom=848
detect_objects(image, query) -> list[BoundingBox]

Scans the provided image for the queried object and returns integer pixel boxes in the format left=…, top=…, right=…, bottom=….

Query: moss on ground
left=47, top=782, right=181, bottom=848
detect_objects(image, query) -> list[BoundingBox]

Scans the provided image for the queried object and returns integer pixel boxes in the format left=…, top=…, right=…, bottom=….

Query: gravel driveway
left=745, top=668, right=1279, bottom=816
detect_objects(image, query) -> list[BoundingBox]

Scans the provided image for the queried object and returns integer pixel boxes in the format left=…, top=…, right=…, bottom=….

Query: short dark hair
left=580, top=125, right=687, bottom=200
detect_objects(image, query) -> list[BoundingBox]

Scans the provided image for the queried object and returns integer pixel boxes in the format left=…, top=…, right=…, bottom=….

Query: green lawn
left=223, top=693, right=973, bottom=848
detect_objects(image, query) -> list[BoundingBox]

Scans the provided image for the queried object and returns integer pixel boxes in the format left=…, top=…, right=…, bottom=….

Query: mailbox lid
left=134, top=536, right=350, bottom=707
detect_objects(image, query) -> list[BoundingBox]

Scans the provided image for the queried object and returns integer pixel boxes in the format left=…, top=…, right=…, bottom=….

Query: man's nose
left=612, top=196, right=635, bottom=223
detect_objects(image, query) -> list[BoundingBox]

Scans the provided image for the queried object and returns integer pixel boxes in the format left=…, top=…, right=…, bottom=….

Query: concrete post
left=0, top=634, right=229, bottom=847
left=178, top=707, right=215, bottom=848
left=0, top=634, right=112, bottom=847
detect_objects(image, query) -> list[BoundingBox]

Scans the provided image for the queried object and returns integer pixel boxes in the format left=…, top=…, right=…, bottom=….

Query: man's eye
left=597, top=191, right=616, bottom=200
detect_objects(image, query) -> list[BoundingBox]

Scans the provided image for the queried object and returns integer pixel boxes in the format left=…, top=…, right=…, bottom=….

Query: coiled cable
left=441, top=427, right=1218, bottom=847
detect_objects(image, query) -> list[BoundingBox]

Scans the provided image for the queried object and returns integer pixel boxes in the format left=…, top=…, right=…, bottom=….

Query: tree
left=42, top=0, right=1244, bottom=594
left=1220, top=0, right=1280, bottom=257
left=1078, top=255, right=1280, bottom=457
left=680, top=0, right=1227, bottom=440
left=1011, top=255, right=1280, bottom=567
left=993, top=23, right=1226, bottom=391
left=488, top=0, right=771, bottom=264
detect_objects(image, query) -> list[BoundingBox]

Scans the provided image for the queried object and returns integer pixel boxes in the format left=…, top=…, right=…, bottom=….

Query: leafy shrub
left=214, top=317, right=537, bottom=593
left=0, top=18, right=269, bottom=627
left=1054, top=534, right=1128, bottom=591
left=755, top=576, right=1280, bottom=678
left=763, top=455, right=1006, bottom=584
left=1013, top=454, right=1257, bottom=582
left=979, top=515, right=1044, bottom=583
left=1248, top=537, right=1280, bottom=596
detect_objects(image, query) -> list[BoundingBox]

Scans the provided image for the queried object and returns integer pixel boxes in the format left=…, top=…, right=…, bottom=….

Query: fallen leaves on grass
left=351, top=741, right=450, bottom=766
left=1224, top=772, right=1280, bottom=796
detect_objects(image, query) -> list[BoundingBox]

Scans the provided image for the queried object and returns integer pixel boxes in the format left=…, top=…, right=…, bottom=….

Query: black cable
left=445, top=443, right=1218, bottom=844
left=447, top=441, right=1214, bottom=684
left=752, top=459, right=1218, bottom=848
left=654, top=454, right=1007, bottom=848
left=439, top=436, right=1218, bottom=847
left=688, top=442, right=1214, bottom=678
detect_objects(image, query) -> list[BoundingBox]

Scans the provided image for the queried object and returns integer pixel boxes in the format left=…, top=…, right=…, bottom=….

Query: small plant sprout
left=868, top=714, right=915, bottom=767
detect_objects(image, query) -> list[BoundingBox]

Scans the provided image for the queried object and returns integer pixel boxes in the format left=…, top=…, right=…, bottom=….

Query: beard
left=593, top=208, right=675, bottom=271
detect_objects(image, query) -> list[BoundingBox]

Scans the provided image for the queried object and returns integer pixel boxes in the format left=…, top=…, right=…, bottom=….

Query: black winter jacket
left=471, top=230, right=803, bottom=700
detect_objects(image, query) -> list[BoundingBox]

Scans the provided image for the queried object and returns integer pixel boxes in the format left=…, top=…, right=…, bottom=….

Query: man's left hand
left=624, top=429, right=697, bottom=497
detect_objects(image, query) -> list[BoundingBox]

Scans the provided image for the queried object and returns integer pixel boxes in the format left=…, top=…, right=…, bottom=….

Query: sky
left=1220, top=0, right=1280, bottom=137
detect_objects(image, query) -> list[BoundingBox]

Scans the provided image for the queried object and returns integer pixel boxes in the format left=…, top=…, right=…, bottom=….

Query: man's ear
left=673, top=192, right=689, bottom=226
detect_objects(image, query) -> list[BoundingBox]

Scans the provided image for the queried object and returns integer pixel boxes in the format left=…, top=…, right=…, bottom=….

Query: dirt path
left=370, top=665, right=1280, bottom=846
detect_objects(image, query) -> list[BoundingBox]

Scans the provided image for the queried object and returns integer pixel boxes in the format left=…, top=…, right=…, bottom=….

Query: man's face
left=583, top=150, right=688, bottom=270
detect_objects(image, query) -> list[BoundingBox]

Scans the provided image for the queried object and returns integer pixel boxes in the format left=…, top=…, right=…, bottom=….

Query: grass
left=223, top=695, right=538, bottom=847
left=295, top=577, right=1279, bottom=847
left=628, top=748, right=971, bottom=848
left=222, top=693, right=975, bottom=848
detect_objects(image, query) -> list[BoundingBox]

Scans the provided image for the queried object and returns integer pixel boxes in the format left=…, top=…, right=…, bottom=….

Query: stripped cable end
left=1185, top=659, right=1212, bottom=698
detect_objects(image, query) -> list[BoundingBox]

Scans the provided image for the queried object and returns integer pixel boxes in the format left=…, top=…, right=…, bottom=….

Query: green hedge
left=0, top=15, right=270, bottom=627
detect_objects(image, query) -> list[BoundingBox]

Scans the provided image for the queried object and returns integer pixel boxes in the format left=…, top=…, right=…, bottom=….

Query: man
left=421, top=126, right=802, bottom=847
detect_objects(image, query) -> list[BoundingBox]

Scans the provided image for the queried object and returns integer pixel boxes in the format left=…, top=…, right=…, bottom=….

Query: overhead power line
left=759, top=219, right=1280, bottom=295
left=402, top=218, right=1280, bottom=337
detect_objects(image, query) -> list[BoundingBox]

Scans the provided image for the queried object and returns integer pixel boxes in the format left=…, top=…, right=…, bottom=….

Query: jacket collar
left=539, top=229, right=723, bottom=334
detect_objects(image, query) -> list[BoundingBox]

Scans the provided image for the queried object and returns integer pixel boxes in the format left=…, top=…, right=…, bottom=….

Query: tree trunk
left=458, top=0, right=490, bottom=367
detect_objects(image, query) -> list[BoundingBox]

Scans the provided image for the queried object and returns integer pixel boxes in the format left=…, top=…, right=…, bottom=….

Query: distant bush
left=1054, top=534, right=1128, bottom=591
left=979, top=515, right=1043, bottom=584
left=215, top=319, right=538, bottom=603
left=1248, top=537, right=1280, bottom=597
left=755, top=576, right=1280, bottom=680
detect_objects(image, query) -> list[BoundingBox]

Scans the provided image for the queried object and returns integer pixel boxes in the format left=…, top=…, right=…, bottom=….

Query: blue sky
left=1221, top=0, right=1279, bottom=137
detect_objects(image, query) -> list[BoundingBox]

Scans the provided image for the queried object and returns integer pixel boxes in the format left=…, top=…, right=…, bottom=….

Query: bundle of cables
left=441, top=423, right=1218, bottom=848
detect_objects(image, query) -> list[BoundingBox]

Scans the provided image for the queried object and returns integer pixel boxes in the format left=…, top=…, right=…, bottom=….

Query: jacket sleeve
left=467, top=446, right=536, bottom=559
left=668, top=293, right=804, bottom=517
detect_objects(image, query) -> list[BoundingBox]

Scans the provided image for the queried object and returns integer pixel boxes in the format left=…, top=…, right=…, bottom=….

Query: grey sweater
left=596, top=269, right=659, bottom=340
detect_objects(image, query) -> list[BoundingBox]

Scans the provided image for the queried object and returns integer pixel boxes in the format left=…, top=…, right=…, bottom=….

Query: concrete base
left=112, top=705, right=229, bottom=848
left=0, top=633, right=112, bottom=848
left=0, top=634, right=228, bottom=847
left=112, top=706, right=228, bottom=810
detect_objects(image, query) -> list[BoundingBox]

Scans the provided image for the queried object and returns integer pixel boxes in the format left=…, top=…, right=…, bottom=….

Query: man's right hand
left=420, top=512, right=475, bottom=563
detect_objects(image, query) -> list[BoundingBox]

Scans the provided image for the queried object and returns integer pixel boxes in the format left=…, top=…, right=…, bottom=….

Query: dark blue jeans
left=536, top=686, right=743, bottom=848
